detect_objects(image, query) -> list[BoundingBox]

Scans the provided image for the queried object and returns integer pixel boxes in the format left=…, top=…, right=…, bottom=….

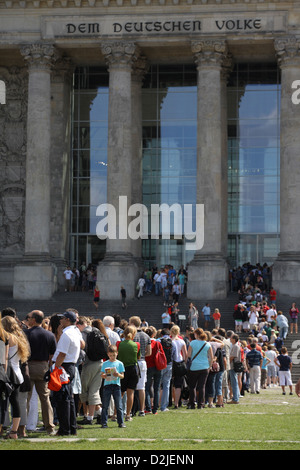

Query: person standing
left=63, top=266, right=73, bottom=292
left=137, top=276, right=145, bottom=299
left=246, top=343, right=263, bottom=394
left=202, top=303, right=211, bottom=329
left=52, top=311, right=82, bottom=436
left=100, top=345, right=125, bottom=428
left=0, top=313, right=9, bottom=437
left=1, top=316, right=30, bottom=439
left=289, top=302, right=299, bottom=334
left=228, top=334, right=241, bottom=404
left=24, top=310, right=57, bottom=435
left=120, top=286, right=127, bottom=309
left=189, top=303, right=199, bottom=329
left=128, top=316, right=151, bottom=416
left=275, top=347, right=293, bottom=395
left=187, top=328, right=213, bottom=409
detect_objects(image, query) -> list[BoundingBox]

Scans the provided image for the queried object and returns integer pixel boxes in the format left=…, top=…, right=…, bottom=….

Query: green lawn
left=1, top=387, right=299, bottom=451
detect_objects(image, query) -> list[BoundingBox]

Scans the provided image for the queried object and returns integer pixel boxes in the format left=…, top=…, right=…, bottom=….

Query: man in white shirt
left=154, top=271, right=162, bottom=296
left=266, top=304, right=277, bottom=323
left=103, top=316, right=120, bottom=345
left=265, top=345, right=278, bottom=388
left=52, top=310, right=82, bottom=436
left=63, top=266, right=73, bottom=292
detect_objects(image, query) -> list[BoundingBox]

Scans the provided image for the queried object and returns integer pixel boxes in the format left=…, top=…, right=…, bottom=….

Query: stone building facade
left=0, top=0, right=300, bottom=300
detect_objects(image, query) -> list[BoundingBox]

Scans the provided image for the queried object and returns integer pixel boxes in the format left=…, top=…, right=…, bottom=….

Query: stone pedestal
left=14, top=258, right=57, bottom=300
left=272, top=37, right=300, bottom=297
left=187, top=39, right=230, bottom=300
left=13, top=44, right=58, bottom=300
left=97, top=42, right=140, bottom=299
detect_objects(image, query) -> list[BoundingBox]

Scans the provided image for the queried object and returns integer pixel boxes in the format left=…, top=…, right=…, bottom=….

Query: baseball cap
left=58, top=311, right=77, bottom=323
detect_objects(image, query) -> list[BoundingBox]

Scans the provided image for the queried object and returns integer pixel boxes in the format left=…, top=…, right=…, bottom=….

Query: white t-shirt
left=265, top=349, right=277, bottom=366
left=52, top=325, right=81, bottom=364
left=266, top=309, right=277, bottom=322
left=64, top=269, right=73, bottom=280
left=248, top=310, right=258, bottom=324
left=172, top=337, right=185, bottom=362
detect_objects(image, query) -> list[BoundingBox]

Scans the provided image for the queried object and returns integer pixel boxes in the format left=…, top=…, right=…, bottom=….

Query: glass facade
left=227, top=64, right=280, bottom=267
left=71, top=67, right=109, bottom=267
left=70, top=63, right=280, bottom=269
left=141, top=65, right=197, bottom=268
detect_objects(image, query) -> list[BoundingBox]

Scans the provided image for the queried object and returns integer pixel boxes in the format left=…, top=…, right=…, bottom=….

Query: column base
left=272, top=253, right=300, bottom=298
left=97, top=252, right=139, bottom=299
left=187, top=254, right=229, bottom=300
left=13, top=257, right=57, bottom=300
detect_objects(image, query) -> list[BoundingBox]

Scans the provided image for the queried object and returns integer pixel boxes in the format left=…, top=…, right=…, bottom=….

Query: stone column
left=131, top=55, right=148, bottom=269
left=272, top=36, right=300, bottom=297
left=187, top=39, right=229, bottom=300
left=97, top=41, right=140, bottom=299
left=13, top=44, right=59, bottom=299
left=50, top=57, right=74, bottom=288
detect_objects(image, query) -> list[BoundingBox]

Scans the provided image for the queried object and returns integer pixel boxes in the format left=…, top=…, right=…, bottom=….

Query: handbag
left=20, top=362, right=31, bottom=393
left=7, top=351, right=22, bottom=388
left=45, top=365, right=70, bottom=392
left=172, top=360, right=187, bottom=377
left=233, top=360, right=245, bottom=373
left=187, top=343, right=206, bottom=371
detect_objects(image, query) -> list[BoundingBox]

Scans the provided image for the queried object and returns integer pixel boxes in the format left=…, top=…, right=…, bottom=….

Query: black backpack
left=160, top=337, right=173, bottom=364
left=86, top=327, right=109, bottom=361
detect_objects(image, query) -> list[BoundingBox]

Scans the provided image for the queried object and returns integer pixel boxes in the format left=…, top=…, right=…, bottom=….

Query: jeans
left=215, top=371, right=224, bottom=397
left=279, top=326, right=288, bottom=340
left=155, top=282, right=161, bottom=295
left=160, top=363, right=173, bottom=411
left=145, top=367, right=162, bottom=413
left=101, top=384, right=123, bottom=425
left=229, top=369, right=240, bottom=402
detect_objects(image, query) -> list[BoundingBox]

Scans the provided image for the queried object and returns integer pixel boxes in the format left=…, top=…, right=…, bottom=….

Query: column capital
left=191, top=38, right=228, bottom=69
left=275, top=36, right=300, bottom=68
left=20, top=43, right=60, bottom=71
left=132, top=54, right=149, bottom=83
left=101, top=41, right=140, bottom=69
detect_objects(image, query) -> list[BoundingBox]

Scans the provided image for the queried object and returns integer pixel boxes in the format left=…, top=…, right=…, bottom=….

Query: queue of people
left=0, top=302, right=299, bottom=440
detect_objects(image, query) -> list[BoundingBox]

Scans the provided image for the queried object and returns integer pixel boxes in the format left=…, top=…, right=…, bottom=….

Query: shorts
left=290, top=318, right=298, bottom=324
left=136, top=360, right=147, bottom=390
left=121, top=365, right=139, bottom=393
left=204, top=315, right=211, bottom=322
left=278, top=370, right=293, bottom=387
left=267, top=365, right=276, bottom=377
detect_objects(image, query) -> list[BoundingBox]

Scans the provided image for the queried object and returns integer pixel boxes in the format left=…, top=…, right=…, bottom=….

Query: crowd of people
left=0, top=291, right=299, bottom=439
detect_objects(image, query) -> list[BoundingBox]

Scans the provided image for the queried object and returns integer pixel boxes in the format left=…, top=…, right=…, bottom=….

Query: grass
left=1, top=387, right=300, bottom=451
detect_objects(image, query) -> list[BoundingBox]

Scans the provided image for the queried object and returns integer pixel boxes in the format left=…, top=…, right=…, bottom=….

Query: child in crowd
left=213, top=308, right=221, bottom=329
left=93, top=285, right=100, bottom=309
left=100, top=345, right=126, bottom=428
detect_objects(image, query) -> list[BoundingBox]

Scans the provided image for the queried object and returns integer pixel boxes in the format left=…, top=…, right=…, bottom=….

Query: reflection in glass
left=142, top=65, right=197, bottom=268
left=227, top=64, right=280, bottom=267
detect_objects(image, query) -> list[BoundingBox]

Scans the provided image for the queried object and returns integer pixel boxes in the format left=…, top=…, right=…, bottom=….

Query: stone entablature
left=0, top=0, right=296, bottom=8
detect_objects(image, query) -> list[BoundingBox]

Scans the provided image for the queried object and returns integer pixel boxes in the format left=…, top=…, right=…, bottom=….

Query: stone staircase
left=0, top=287, right=299, bottom=383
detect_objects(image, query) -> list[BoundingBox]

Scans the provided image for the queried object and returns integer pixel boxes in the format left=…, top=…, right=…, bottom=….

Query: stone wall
left=0, top=66, right=27, bottom=287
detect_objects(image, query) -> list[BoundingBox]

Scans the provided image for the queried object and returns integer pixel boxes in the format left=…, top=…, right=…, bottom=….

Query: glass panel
left=71, top=67, right=109, bottom=266
left=227, top=63, right=280, bottom=267
left=142, top=64, right=197, bottom=267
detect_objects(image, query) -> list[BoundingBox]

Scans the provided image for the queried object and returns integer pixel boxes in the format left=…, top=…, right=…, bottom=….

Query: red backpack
left=154, top=341, right=167, bottom=371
